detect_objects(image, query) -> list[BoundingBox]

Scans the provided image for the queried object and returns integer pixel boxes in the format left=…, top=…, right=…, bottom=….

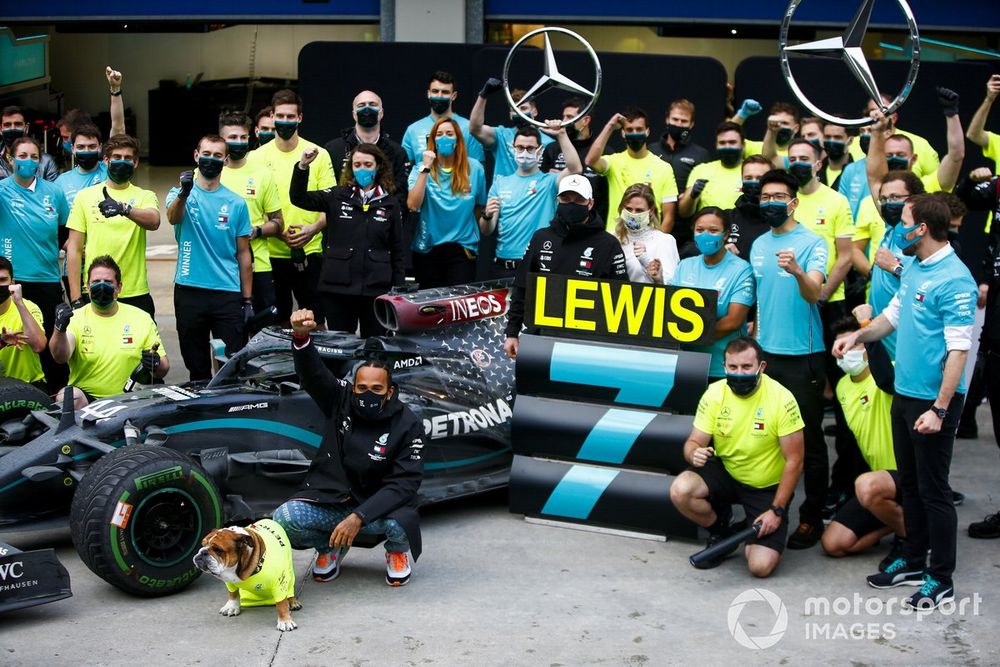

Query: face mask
left=13, top=158, right=38, bottom=179
left=565, top=124, right=580, bottom=141
left=226, top=141, right=249, bottom=160
left=624, top=133, right=647, bottom=152
left=726, top=366, right=762, bottom=397
left=805, top=138, right=822, bottom=153
left=198, top=156, right=224, bottom=180
left=352, top=389, right=387, bottom=420
left=823, top=140, right=847, bottom=161
left=429, top=96, right=451, bottom=115
left=257, top=130, right=275, bottom=145
left=622, top=209, right=650, bottom=231
left=741, top=180, right=761, bottom=203
left=760, top=201, right=790, bottom=228
left=89, top=280, right=116, bottom=310
left=435, top=135, right=457, bottom=157
left=880, top=201, right=905, bottom=227
left=787, top=161, right=814, bottom=186
left=776, top=127, right=794, bottom=146
left=62, top=139, right=73, bottom=154
left=1, top=128, right=24, bottom=147
left=511, top=113, right=533, bottom=128
left=836, top=348, right=868, bottom=376
left=108, top=159, right=135, bottom=184
left=356, top=106, right=380, bottom=129
left=274, top=120, right=298, bottom=141
left=694, top=232, right=724, bottom=255
left=893, top=221, right=921, bottom=251
left=354, top=166, right=376, bottom=187
left=859, top=134, right=871, bottom=155
left=556, top=201, right=590, bottom=226
left=887, top=156, right=910, bottom=172
left=666, top=124, right=690, bottom=143
left=75, top=150, right=100, bottom=170
left=514, top=149, right=539, bottom=171
left=0, top=285, right=9, bottom=302
left=948, top=228, right=960, bottom=244
left=717, top=146, right=742, bottom=168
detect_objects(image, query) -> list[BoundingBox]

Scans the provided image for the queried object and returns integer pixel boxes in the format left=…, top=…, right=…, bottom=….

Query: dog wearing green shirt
left=193, top=520, right=300, bottom=631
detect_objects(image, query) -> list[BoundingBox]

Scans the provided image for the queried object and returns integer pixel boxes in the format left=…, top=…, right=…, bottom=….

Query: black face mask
left=859, top=134, right=871, bottom=155
left=198, top=156, right=224, bottom=180
left=741, top=180, right=761, bottom=204
left=428, top=97, right=451, bottom=116
left=107, top=160, right=135, bottom=185
left=565, top=124, right=580, bottom=141
left=511, top=114, right=533, bottom=128
left=624, top=133, right=647, bottom=152
left=89, top=281, right=116, bottom=310
left=823, top=140, right=847, bottom=162
left=880, top=201, right=905, bottom=227
left=556, top=202, right=590, bottom=226
left=356, top=107, right=379, bottom=129
left=887, top=156, right=910, bottom=172
left=760, top=202, right=790, bottom=228
left=775, top=127, right=794, bottom=146
left=226, top=142, right=249, bottom=160
left=666, top=124, right=690, bottom=143
left=717, top=147, right=742, bottom=168
left=352, top=390, right=387, bottom=420
left=0, top=285, right=9, bottom=302
left=1, top=128, right=25, bottom=147
left=788, top=162, right=814, bottom=186
left=74, top=151, right=100, bottom=170
left=726, top=368, right=761, bottom=397
left=257, top=130, right=275, bottom=145
left=948, top=228, right=960, bottom=244
left=274, top=120, right=298, bottom=141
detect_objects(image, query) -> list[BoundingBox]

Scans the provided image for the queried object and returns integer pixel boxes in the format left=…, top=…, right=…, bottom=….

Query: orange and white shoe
left=313, top=547, right=348, bottom=582
left=385, top=550, right=411, bottom=586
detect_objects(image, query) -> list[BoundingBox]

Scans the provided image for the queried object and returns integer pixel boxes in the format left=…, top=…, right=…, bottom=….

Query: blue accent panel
left=163, top=418, right=323, bottom=446
left=577, top=409, right=656, bottom=464
left=550, top=342, right=677, bottom=407
left=541, top=465, right=619, bottom=519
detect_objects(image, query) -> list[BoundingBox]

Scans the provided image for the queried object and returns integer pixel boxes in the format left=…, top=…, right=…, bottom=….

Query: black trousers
left=892, top=392, right=964, bottom=584
left=322, top=293, right=384, bottom=338
left=251, top=271, right=276, bottom=313
left=119, top=292, right=155, bottom=320
left=762, top=351, right=827, bottom=525
left=987, top=346, right=1000, bottom=450
left=271, top=254, right=323, bottom=325
left=174, top=285, right=244, bottom=382
left=413, top=243, right=477, bottom=289
left=822, top=300, right=868, bottom=494
left=20, top=280, right=67, bottom=394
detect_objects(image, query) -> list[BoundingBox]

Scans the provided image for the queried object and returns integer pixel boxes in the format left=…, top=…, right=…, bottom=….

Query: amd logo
left=0, top=561, right=23, bottom=580
left=393, top=357, right=424, bottom=370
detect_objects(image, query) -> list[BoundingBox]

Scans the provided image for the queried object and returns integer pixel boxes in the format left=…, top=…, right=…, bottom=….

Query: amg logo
left=393, top=357, right=423, bottom=370
left=0, top=561, right=23, bottom=580
left=134, top=466, right=184, bottom=491
left=228, top=402, right=269, bottom=412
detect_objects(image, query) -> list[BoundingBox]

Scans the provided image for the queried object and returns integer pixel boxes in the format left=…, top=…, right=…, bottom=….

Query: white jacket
left=620, top=227, right=679, bottom=284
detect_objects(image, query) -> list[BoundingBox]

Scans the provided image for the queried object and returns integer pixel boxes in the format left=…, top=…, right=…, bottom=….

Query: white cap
left=557, top=174, right=593, bottom=200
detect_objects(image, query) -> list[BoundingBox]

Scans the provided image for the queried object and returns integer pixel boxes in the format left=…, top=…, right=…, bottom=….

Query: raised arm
left=107, top=67, right=125, bottom=137
left=936, top=87, right=966, bottom=192
left=966, top=75, right=1000, bottom=148
left=469, top=78, right=501, bottom=147
left=288, top=149, right=330, bottom=213
left=585, top=113, right=625, bottom=174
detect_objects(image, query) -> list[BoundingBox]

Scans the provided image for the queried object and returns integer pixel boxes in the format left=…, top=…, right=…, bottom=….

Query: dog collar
left=253, top=553, right=265, bottom=575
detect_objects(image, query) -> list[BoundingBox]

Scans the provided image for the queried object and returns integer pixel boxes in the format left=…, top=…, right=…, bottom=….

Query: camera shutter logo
left=728, top=588, right=788, bottom=649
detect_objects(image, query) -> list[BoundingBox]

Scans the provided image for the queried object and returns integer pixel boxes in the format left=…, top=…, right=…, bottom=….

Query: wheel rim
left=129, top=488, right=202, bottom=568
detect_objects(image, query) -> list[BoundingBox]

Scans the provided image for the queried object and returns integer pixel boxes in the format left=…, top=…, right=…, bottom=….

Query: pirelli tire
left=0, top=377, right=53, bottom=423
left=70, top=444, right=223, bottom=597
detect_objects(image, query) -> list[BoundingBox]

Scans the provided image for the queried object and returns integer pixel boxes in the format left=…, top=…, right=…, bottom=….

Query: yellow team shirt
left=745, top=139, right=788, bottom=161
left=852, top=197, right=884, bottom=264
left=67, top=303, right=163, bottom=398
left=836, top=371, right=896, bottom=471
left=686, top=160, right=743, bottom=213
left=822, top=164, right=845, bottom=188
left=224, top=520, right=296, bottom=607
left=794, top=184, right=854, bottom=302
left=0, top=298, right=44, bottom=383
left=848, top=128, right=938, bottom=178
left=693, top=375, right=804, bottom=489
left=220, top=163, right=282, bottom=273
left=982, top=131, right=1000, bottom=232
left=248, top=139, right=334, bottom=259
left=599, top=151, right=678, bottom=229
left=66, top=182, right=159, bottom=298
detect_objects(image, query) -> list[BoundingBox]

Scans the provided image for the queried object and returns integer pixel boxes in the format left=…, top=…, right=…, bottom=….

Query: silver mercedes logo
left=502, top=27, right=602, bottom=129
left=779, top=0, right=920, bottom=127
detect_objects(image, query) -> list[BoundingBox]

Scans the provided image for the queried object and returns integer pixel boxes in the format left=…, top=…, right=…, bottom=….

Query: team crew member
left=255, top=106, right=275, bottom=147
left=749, top=170, right=829, bottom=549
left=249, top=90, right=333, bottom=326
left=966, top=75, right=1000, bottom=175
left=504, top=175, right=628, bottom=359
left=724, top=155, right=771, bottom=258
left=670, top=208, right=754, bottom=380
left=679, top=122, right=747, bottom=217
left=648, top=99, right=711, bottom=195
left=541, top=97, right=609, bottom=220
left=55, top=125, right=108, bottom=210
left=834, top=194, right=977, bottom=609
left=50, top=256, right=167, bottom=408
left=219, top=112, right=284, bottom=317
left=401, top=71, right=485, bottom=165
left=857, top=95, right=940, bottom=177
left=0, top=258, right=47, bottom=387
left=586, top=107, right=679, bottom=231
left=167, top=135, right=253, bottom=381
left=671, top=337, right=804, bottom=576
left=470, top=80, right=554, bottom=178
left=734, top=101, right=799, bottom=162
left=291, top=143, right=404, bottom=337
left=481, top=123, right=581, bottom=279
left=273, top=309, right=424, bottom=586
left=0, top=107, right=58, bottom=182
left=818, top=122, right=854, bottom=190
left=407, top=117, right=487, bottom=288
left=612, top=183, right=679, bottom=284
left=65, top=134, right=160, bottom=317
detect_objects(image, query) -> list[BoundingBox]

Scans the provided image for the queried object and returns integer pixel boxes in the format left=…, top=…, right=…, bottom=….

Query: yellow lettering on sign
left=533, top=276, right=564, bottom=328
left=667, top=288, right=706, bottom=342
left=564, top=280, right=597, bottom=331
left=601, top=282, right=651, bottom=335
left=652, top=286, right=666, bottom=338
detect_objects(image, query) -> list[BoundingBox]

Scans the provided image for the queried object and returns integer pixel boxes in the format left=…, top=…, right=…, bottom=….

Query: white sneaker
left=385, top=550, right=411, bottom=586
left=313, top=546, right=348, bottom=582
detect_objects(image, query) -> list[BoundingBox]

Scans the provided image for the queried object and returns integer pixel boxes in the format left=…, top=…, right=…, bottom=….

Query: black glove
left=479, top=77, right=503, bottom=98
left=54, top=303, right=74, bottom=332
left=71, top=295, right=90, bottom=309
left=179, top=170, right=194, bottom=197
left=937, top=87, right=960, bottom=117
left=242, top=299, right=254, bottom=325
left=691, top=179, right=709, bottom=198
left=141, top=348, right=160, bottom=374
left=98, top=187, right=131, bottom=219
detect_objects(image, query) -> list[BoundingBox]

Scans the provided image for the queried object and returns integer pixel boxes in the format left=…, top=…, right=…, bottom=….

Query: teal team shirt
left=166, top=183, right=252, bottom=293
left=670, top=251, right=756, bottom=378
left=749, top=224, right=828, bottom=355
left=0, top=176, right=68, bottom=282
left=868, top=231, right=914, bottom=360
left=892, top=249, right=977, bottom=400
left=401, top=113, right=486, bottom=164
left=837, top=158, right=870, bottom=219
left=490, top=125, right=555, bottom=178
left=408, top=159, right=487, bottom=253
left=487, top=170, right=558, bottom=260
left=55, top=163, right=109, bottom=211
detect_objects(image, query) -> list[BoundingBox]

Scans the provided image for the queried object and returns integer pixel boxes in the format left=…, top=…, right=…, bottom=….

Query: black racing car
left=0, top=280, right=514, bottom=603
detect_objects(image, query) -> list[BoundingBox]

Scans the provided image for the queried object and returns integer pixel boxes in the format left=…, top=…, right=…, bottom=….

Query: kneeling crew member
left=274, top=309, right=424, bottom=587
left=671, top=337, right=804, bottom=577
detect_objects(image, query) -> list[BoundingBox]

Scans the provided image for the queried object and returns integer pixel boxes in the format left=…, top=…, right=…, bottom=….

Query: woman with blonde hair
left=614, top=183, right=679, bottom=284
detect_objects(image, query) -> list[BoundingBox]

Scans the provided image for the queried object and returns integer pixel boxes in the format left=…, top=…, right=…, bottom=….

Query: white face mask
left=622, top=209, right=650, bottom=231
left=836, top=348, right=868, bottom=376
left=514, top=149, right=539, bottom=170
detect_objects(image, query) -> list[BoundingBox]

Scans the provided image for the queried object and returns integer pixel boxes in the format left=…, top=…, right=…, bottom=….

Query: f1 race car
left=0, top=280, right=514, bottom=604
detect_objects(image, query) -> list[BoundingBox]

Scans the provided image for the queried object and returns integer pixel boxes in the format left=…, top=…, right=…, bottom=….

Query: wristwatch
left=892, top=264, right=903, bottom=278
left=418, top=165, right=431, bottom=174
left=769, top=504, right=785, bottom=518
left=933, top=405, right=948, bottom=420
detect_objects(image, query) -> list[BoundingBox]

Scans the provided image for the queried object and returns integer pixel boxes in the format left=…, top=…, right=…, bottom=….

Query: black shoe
left=787, top=522, right=823, bottom=550
left=952, top=491, right=965, bottom=507
left=867, top=558, right=925, bottom=589
left=822, top=490, right=849, bottom=522
left=693, top=517, right=743, bottom=570
left=904, top=575, right=954, bottom=610
left=878, top=536, right=906, bottom=572
left=969, top=512, right=1000, bottom=539
left=955, top=424, right=978, bottom=439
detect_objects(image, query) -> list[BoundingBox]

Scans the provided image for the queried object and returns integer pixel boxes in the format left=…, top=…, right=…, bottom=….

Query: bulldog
left=193, top=519, right=300, bottom=631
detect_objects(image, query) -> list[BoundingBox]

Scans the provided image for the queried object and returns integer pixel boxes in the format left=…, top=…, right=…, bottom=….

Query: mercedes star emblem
left=779, top=0, right=920, bottom=127
left=502, top=27, right=602, bottom=129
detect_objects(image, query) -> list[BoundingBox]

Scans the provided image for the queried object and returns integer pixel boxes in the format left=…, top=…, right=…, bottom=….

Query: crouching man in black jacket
left=273, top=308, right=424, bottom=586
